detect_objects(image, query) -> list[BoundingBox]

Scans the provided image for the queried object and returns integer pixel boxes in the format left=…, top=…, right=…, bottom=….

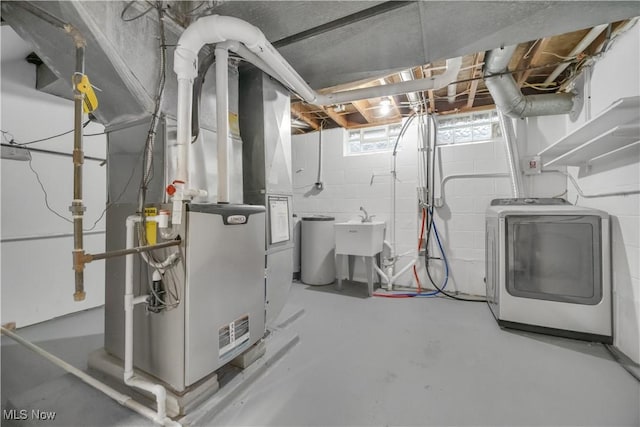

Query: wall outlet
left=522, top=156, right=541, bottom=175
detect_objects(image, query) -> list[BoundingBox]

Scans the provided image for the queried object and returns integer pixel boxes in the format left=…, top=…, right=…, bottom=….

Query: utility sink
left=335, top=221, right=385, bottom=257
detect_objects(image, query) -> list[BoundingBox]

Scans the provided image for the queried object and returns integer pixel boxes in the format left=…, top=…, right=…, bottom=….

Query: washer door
left=506, top=215, right=602, bottom=305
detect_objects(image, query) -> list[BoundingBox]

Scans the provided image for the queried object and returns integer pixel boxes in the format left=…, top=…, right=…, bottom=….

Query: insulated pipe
left=0, top=327, right=180, bottom=427
left=484, top=45, right=575, bottom=118
left=215, top=46, right=230, bottom=203
left=124, top=216, right=172, bottom=425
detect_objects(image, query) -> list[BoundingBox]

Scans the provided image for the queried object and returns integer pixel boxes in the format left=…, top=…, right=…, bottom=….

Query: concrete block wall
left=292, top=126, right=418, bottom=287
left=568, top=24, right=639, bottom=363
left=524, top=24, right=639, bottom=363
left=291, top=118, right=559, bottom=295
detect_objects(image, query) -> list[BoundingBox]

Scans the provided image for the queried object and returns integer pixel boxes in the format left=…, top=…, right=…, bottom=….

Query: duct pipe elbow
left=175, top=14, right=270, bottom=82
left=432, top=57, right=463, bottom=89
left=484, top=45, right=575, bottom=118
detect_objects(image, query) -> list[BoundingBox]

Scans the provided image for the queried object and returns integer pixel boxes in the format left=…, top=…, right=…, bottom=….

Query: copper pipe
left=86, top=240, right=181, bottom=262
left=71, top=45, right=87, bottom=301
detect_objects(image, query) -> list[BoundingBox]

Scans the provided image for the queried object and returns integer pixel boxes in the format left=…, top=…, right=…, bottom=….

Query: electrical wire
left=26, top=156, right=104, bottom=231
left=137, top=1, right=167, bottom=251
left=3, top=120, right=92, bottom=146
left=121, top=0, right=155, bottom=22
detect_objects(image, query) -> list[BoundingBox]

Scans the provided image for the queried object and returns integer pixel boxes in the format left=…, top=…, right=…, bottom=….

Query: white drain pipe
left=124, top=215, right=176, bottom=426
left=173, top=14, right=463, bottom=198
left=215, top=46, right=230, bottom=203
left=0, top=327, right=179, bottom=426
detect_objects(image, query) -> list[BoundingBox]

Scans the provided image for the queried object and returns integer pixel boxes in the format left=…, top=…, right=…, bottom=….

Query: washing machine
left=485, top=198, right=612, bottom=343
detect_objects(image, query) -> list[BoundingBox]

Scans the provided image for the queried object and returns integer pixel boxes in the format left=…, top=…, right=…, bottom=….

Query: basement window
left=346, top=123, right=403, bottom=155
left=436, top=110, right=501, bottom=145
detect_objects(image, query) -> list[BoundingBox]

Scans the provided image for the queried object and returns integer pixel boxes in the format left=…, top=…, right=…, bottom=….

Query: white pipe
left=315, top=57, right=462, bottom=105
left=543, top=24, right=608, bottom=85
left=173, top=15, right=462, bottom=197
left=447, top=84, right=457, bottom=104
left=376, top=255, right=418, bottom=291
left=498, top=111, right=525, bottom=197
left=174, top=15, right=462, bottom=105
left=215, top=46, right=230, bottom=203
left=436, top=172, right=511, bottom=206
left=543, top=170, right=640, bottom=198
left=124, top=216, right=173, bottom=425
left=399, top=69, right=420, bottom=108
left=0, top=327, right=180, bottom=426
left=222, top=41, right=281, bottom=84
left=175, top=79, right=192, bottom=185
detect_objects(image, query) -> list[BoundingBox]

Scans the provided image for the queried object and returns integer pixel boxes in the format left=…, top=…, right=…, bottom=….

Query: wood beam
left=388, top=94, right=402, bottom=120
left=347, top=117, right=402, bottom=129
left=466, top=51, right=485, bottom=109
left=321, top=106, right=350, bottom=128
left=352, top=100, right=377, bottom=123
left=440, top=104, right=496, bottom=116
left=291, top=103, right=320, bottom=131
left=516, top=37, right=552, bottom=87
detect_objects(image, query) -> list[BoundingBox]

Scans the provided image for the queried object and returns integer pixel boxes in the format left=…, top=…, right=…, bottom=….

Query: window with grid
left=345, top=123, right=403, bottom=155
left=436, top=110, right=502, bottom=145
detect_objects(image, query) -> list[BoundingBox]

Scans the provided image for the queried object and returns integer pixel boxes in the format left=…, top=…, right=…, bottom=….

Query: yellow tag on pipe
left=74, top=74, right=99, bottom=113
left=144, top=207, right=157, bottom=245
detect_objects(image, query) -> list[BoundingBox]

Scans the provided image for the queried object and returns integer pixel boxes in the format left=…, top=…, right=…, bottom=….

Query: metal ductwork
left=483, top=45, right=576, bottom=118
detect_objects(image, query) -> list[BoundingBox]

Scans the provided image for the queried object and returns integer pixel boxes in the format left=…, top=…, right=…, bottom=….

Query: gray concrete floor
left=2, top=281, right=639, bottom=426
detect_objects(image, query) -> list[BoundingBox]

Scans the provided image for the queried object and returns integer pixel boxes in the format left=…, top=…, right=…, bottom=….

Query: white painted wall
left=510, top=23, right=639, bottom=362
left=1, top=27, right=107, bottom=327
left=291, top=118, right=561, bottom=295
left=568, top=24, right=639, bottom=363
left=292, top=22, right=639, bottom=363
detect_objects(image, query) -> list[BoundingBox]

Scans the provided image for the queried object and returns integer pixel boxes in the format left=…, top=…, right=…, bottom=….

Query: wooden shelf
left=538, top=96, right=640, bottom=167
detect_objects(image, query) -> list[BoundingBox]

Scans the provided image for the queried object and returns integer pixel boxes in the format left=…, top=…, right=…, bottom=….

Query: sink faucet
left=359, top=206, right=375, bottom=223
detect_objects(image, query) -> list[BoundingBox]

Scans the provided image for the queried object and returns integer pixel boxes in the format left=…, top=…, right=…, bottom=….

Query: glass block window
left=436, top=110, right=501, bottom=145
left=346, top=123, right=403, bottom=155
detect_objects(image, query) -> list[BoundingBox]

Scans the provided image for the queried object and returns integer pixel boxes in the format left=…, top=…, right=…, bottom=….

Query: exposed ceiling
left=162, top=0, right=639, bottom=133
left=2, top=1, right=638, bottom=133
left=290, top=18, right=638, bottom=133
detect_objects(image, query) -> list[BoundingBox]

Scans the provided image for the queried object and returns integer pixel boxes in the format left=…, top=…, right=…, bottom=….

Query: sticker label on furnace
left=219, top=315, right=250, bottom=358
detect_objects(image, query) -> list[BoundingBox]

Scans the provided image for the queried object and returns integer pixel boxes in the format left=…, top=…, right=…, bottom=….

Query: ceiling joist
left=291, top=103, right=320, bottom=131
left=466, top=51, right=485, bottom=109
left=516, top=37, right=552, bottom=87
